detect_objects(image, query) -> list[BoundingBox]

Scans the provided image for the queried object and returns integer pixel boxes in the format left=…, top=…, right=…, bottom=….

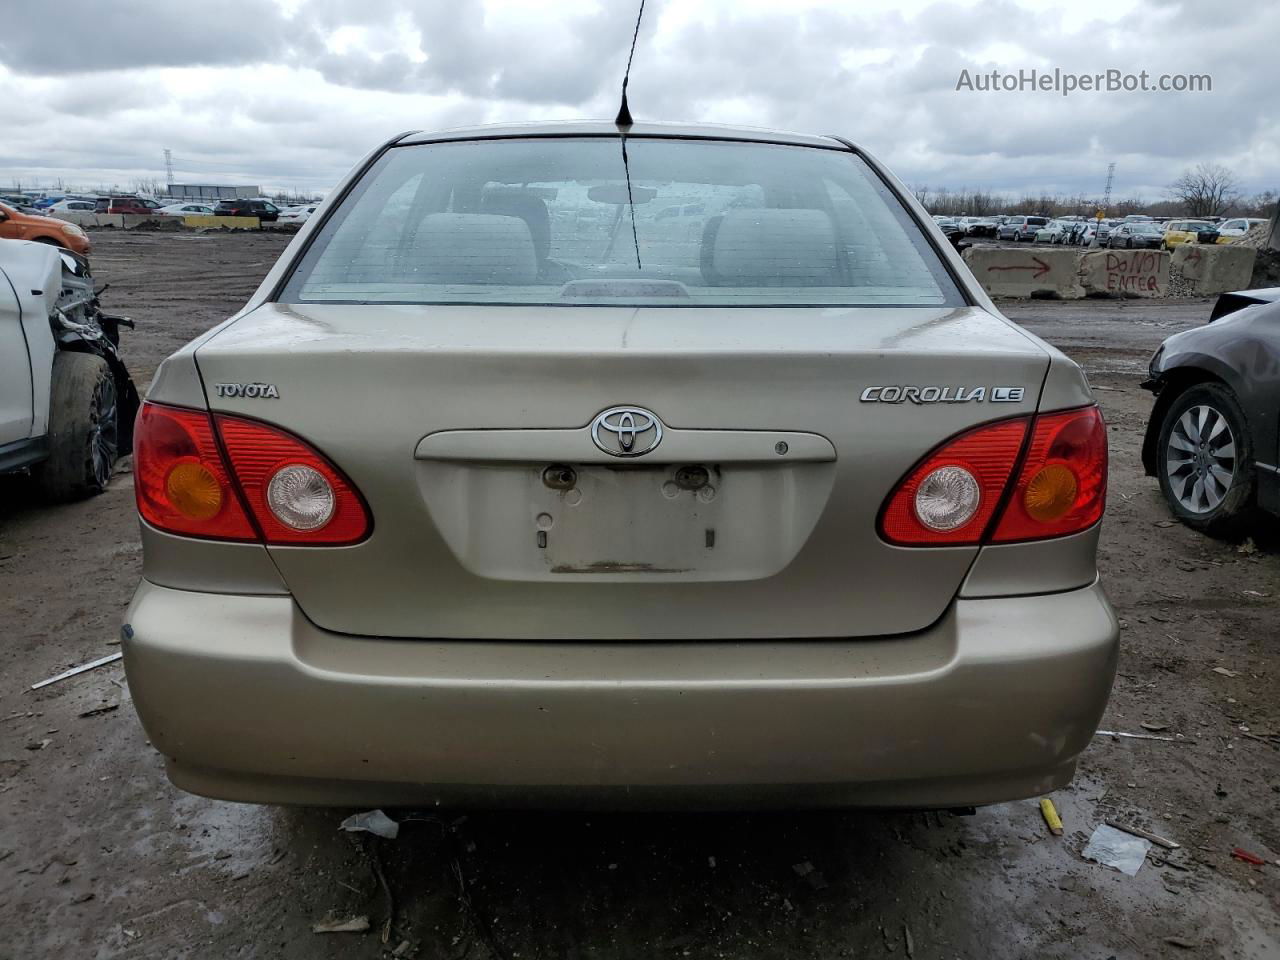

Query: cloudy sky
left=0, top=0, right=1275, bottom=201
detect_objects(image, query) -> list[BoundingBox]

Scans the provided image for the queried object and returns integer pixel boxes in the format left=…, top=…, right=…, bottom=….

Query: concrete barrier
left=961, top=246, right=1084, bottom=298
left=179, top=215, right=261, bottom=230
left=47, top=211, right=124, bottom=229
left=1171, top=243, right=1257, bottom=294
left=47, top=210, right=260, bottom=231
left=1078, top=248, right=1169, bottom=298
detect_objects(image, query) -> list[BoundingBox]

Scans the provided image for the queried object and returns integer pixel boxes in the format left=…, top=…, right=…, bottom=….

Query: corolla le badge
left=590, top=406, right=663, bottom=457
left=859, top=385, right=1025, bottom=404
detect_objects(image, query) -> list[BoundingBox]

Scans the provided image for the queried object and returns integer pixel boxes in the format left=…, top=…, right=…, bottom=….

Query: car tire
left=31, top=353, right=119, bottom=502
left=1156, top=382, right=1256, bottom=538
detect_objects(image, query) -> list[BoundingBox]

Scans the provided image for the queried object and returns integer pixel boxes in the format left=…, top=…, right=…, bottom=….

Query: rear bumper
left=123, top=580, right=1118, bottom=809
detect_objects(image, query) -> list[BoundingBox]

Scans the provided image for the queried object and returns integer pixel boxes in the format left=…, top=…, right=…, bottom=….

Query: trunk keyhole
left=674, top=465, right=710, bottom=491
left=543, top=465, right=578, bottom=490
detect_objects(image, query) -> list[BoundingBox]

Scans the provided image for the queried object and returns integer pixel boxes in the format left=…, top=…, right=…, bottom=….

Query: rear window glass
left=282, top=137, right=964, bottom=308
left=1027, top=217, right=1048, bottom=226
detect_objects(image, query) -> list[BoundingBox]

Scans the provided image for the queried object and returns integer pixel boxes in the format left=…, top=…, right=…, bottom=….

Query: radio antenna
left=615, top=0, right=646, bottom=128
left=615, top=0, right=646, bottom=268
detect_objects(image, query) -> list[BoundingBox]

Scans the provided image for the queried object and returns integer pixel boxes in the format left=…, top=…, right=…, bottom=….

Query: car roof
left=395, top=119, right=847, bottom=150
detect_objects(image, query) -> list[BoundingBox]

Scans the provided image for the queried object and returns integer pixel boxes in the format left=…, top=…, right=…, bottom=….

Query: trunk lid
left=195, top=303, right=1049, bottom=639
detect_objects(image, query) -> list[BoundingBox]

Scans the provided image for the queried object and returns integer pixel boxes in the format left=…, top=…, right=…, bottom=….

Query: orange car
left=0, top=201, right=91, bottom=255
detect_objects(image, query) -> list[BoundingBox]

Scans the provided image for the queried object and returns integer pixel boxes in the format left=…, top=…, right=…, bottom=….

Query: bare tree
left=131, top=176, right=166, bottom=197
left=1167, top=163, right=1240, bottom=217
left=1241, top=189, right=1276, bottom=217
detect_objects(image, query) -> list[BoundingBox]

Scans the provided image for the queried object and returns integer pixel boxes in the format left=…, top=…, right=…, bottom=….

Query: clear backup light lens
left=266, top=464, right=335, bottom=531
left=913, top=465, right=981, bottom=532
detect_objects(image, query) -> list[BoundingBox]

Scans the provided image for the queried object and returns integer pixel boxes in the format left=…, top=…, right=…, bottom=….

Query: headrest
left=412, top=213, right=537, bottom=284
left=481, top=192, right=551, bottom=263
left=707, top=208, right=840, bottom=286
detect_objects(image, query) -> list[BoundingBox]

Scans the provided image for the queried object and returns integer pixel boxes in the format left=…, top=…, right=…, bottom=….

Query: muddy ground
left=1, top=231, right=1277, bottom=959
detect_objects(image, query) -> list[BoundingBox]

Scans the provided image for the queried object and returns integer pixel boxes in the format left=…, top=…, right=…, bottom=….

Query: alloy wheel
left=1165, top=404, right=1235, bottom=513
left=89, top=375, right=119, bottom=489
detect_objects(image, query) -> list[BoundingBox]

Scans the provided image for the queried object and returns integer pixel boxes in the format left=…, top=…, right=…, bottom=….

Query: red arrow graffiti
left=1185, top=247, right=1203, bottom=265
left=987, top=256, right=1051, bottom=279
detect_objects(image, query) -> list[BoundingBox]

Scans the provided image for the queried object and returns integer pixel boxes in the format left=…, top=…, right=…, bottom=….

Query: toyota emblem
left=590, top=406, right=663, bottom=457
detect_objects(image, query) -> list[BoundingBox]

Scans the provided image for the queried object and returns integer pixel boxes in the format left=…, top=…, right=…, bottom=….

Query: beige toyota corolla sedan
left=124, top=122, right=1118, bottom=808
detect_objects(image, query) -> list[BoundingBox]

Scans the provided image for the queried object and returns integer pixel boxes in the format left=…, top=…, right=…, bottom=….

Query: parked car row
left=0, top=191, right=319, bottom=224
left=936, top=211, right=1268, bottom=249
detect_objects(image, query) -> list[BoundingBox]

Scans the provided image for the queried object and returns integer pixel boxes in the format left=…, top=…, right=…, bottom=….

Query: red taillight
left=214, top=414, right=370, bottom=545
left=991, top=406, right=1107, bottom=542
left=134, top=403, right=257, bottom=541
left=880, top=405, right=1107, bottom=546
left=133, top=402, right=370, bottom=545
left=880, top=417, right=1029, bottom=545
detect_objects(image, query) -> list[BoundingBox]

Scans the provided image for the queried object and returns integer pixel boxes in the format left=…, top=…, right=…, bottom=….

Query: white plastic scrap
left=1082, top=823, right=1151, bottom=876
left=339, top=809, right=400, bottom=840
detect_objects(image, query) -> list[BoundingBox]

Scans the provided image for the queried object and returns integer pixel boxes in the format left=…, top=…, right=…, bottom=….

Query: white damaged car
left=0, top=239, right=138, bottom=500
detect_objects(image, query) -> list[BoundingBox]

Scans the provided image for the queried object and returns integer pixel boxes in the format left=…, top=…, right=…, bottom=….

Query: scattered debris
left=1094, top=729, right=1188, bottom=743
left=1082, top=823, right=1151, bottom=876
left=312, top=915, right=370, bottom=934
left=1104, top=819, right=1180, bottom=850
left=30, top=653, right=123, bottom=690
left=1163, top=936, right=1197, bottom=949
left=791, top=861, right=828, bottom=890
left=77, top=704, right=119, bottom=719
left=1241, top=589, right=1271, bottom=598
left=1, top=711, right=35, bottom=724
left=1212, top=667, right=1241, bottom=678
left=708, top=856, right=716, bottom=868
left=392, top=941, right=414, bottom=957
left=1139, top=722, right=1169, bottom=732
left=370, top=845, right=395, bottom=944
left=1230, top=848, right=1268, bottom=866
left=25, top=738, right=52, bottom=751
left=903, top=922, right=915, bottom=957
left=339, top=809, right=399, bottom=840
left=1237, top=538, right=1257, bottom=555
left=1039, top=797, right=1064, bottom=836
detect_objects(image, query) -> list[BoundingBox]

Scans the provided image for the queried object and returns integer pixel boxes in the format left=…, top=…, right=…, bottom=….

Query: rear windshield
left=1027, top=217, right=1048, bottom=226
left=282, top=137, right=964, bottom=307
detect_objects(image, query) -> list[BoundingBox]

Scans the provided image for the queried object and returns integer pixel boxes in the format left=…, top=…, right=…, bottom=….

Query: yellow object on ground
left=1040, top=797, right=1064, bottom=836
left=180, top=215, right=260, bottom=230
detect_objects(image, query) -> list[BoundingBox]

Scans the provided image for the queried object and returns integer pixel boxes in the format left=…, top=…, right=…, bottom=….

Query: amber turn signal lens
left=165, top=461, right=224, bottom=520
left=1023, top=464, right=1077, bottom=522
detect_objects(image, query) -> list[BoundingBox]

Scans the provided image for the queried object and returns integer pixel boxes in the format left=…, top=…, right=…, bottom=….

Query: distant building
left=166, top=184, right=261, bottom=200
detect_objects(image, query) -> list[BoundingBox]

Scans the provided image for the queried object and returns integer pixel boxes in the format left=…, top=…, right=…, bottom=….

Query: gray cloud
left=0, top=0, right=295, bottom=74
left=0, top=0, right=1274, bottom=201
